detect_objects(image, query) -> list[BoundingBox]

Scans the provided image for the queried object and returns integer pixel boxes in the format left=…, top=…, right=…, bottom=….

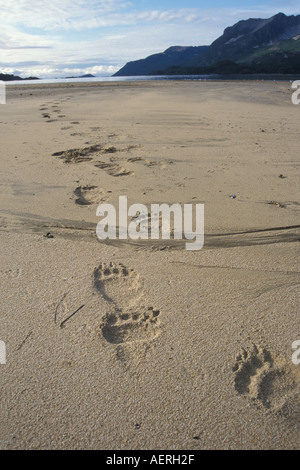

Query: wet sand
left=0, top=80, right=299, bottom=449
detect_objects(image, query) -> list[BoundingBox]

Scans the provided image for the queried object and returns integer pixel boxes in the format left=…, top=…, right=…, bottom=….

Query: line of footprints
left=56, top=261, right=299, bottom=420
left=93, top=263, right=299, bottom=420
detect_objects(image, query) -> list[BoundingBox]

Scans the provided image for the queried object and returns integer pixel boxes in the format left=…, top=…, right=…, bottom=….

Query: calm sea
left=4, top=74, right=300, bottom=86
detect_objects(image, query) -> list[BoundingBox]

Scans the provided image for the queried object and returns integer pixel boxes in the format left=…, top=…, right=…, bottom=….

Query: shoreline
left=4, top=74, right=300, bottom=93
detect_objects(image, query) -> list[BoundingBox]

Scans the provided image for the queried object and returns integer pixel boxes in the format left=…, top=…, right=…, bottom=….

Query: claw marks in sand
left=94, top=262, right=161, bottom=345
left=100, top=308, right=160, bottom=345
left=94, top=262, right=141, bottom=307
left=233, top=344, right=300, bottom=425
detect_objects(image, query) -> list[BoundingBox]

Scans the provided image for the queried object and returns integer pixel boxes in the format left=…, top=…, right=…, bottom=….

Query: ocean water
left=4, top=74, right=299, bottom=86
left=4, top=75, right=219, bottom=86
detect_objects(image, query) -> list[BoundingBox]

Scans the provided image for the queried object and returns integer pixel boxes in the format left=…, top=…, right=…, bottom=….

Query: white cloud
left=1, top=2, right=297, bottom=32
left=0, top=0, right=131, bottom=30
left=0, top=2, right=299, bottom=78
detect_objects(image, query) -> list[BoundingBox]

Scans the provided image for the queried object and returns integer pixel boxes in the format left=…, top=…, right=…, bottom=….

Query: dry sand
left=0, top=80, right=299, bottom=449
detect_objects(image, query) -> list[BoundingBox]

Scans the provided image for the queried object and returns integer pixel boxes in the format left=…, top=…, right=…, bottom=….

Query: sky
left=0, top=0, right=299, bottom=78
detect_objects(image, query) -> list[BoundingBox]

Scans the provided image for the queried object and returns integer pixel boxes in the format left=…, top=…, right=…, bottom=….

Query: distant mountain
left=113, top=13, right=300, bottom=76
left=0, top=73, right=39, bottom=81
left=113, top=46, right=208, bottom=76
left=192, top=12, right=300, bottom=66
left=64, top=74, right=96, bottom=78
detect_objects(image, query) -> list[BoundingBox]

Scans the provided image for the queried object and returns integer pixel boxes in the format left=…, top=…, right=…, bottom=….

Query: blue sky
left=0, top=0, right=299, bottom=78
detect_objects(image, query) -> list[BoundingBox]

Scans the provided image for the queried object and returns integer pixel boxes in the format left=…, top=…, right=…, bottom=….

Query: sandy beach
left=0, top=80, right=299, bottom=449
